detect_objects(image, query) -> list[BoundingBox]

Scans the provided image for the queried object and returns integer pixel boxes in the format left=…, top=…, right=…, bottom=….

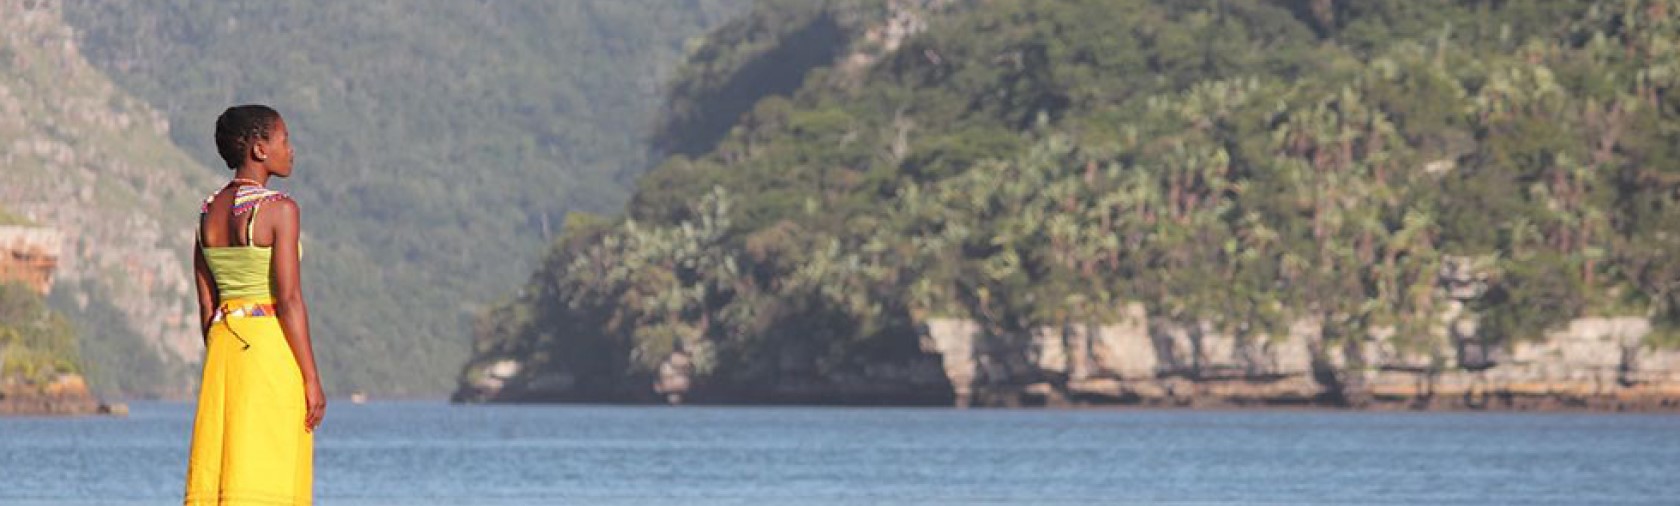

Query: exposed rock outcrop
left=920, top=312, right=1680, bottom=411
left=913, top=257, right=1676, bottom=410
left=0, top=373, right=101, bottom=415
left=459, top=300, right=1680, bottom=410
left=835, top=0, right=953, bottom=77
left=0, top=225, right=61, bottom=295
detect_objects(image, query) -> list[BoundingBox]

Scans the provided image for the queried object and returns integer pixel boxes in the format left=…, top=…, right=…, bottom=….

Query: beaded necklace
left=201, top=178, right=285, bottom=216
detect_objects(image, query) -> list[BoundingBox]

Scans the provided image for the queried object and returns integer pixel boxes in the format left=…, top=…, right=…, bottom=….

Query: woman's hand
left=305, top=379, right=326, bottom=432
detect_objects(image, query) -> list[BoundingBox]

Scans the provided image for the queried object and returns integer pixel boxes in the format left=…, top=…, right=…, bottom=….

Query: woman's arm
left=193, top=235, right=216, bottom=343
left=267, top=199, right=326, bottom=432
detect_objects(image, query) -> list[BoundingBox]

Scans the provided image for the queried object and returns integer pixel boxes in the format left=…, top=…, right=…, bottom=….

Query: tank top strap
left=246, top=202, right=261, bottom=243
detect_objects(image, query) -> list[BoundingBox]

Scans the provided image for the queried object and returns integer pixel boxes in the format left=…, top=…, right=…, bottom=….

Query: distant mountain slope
left=0, top=1, right=212, bottom=396
left=59, top=0, right=747, bottom=395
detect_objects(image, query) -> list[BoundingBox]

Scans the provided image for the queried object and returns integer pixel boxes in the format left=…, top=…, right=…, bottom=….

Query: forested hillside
left=459, top=0, right=1680, bottom=404
left=59, top=0, right=746, bottom=395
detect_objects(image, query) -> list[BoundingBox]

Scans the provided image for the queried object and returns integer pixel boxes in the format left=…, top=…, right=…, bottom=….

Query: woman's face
left=263, top=118, right=295, bottom=177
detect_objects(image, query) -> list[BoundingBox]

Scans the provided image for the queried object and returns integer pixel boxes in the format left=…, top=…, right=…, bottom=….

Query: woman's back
left=199, top=183, right=291, bottom=302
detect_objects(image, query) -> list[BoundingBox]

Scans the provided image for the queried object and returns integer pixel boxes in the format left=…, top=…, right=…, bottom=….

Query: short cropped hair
left=213, top=105, right=282, bottom=169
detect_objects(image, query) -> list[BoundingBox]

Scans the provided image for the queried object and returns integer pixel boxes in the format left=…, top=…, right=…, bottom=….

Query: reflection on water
left=3, top=402, right=1678, bottom=505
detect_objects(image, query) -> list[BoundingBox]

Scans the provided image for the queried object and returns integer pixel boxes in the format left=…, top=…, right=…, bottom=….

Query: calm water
left=2, top=402, right=1678, bottom=505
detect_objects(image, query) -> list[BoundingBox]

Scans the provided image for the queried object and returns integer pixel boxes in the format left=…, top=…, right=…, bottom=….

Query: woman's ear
left=252, top=141, right=269, bottom=162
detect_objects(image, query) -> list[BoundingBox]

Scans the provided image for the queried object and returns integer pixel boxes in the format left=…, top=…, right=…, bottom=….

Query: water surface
left=3, top=402, right=1677, bottom=504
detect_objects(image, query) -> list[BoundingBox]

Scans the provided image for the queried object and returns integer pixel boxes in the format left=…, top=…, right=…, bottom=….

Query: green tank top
left=200, top=185, right=296, bottom=301
left=203, top=245, right=275, bottom=301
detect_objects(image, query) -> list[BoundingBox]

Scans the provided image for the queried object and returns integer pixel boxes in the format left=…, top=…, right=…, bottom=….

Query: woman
left=185, top=105, right=325, bottom=506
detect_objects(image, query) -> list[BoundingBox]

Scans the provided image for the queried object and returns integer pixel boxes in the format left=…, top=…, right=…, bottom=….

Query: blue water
left=2, top=402, right=1678, bottom=505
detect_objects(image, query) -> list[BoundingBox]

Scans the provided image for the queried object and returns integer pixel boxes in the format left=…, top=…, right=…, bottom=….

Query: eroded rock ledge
left=0, top=374, right=107, bottom=416
left=458, top=308, right=1680, bottom=411
left=921, top=308, right=1680, bottom=411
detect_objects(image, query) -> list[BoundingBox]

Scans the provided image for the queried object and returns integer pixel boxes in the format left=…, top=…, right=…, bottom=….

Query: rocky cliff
left=0, top=0, right=214, bottom=396
left=914, top=258, right=1680, bottom=410
left=463, top=308, right=1680, bottom=411
left=0, top=373, right=102, bottom=415
left=922, top=312, right=1680, bottom=411
left=0, top=225, right=62, bottom=295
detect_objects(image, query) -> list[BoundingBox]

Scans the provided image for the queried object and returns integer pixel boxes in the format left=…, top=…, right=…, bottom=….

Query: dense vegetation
left=0, top=282, right=81, bottom=384
left=464, top=0, right=1680, bottom=398
left=61, top=0, right=746, bottom=395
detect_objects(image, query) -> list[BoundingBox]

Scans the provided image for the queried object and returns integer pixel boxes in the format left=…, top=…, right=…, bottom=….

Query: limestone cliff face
left=460, top=298, right=1679, bottom=409
left=0, top=0, right=214, bottom=393
left=908, top=257, right=1680, bottom=411
left=920, top=311, right=1680, bottom=410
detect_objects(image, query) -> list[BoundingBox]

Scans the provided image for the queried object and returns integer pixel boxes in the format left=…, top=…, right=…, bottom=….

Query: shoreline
left=15, top=396, right=1675, bottom=415
left=450, top=399, right=1680, bottom=414
left=457, top=388, right=1680, bottom=413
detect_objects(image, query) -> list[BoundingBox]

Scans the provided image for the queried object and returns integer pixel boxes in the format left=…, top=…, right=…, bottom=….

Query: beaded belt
left=212, top=302, right=278, bottom=322
left=211, top=301, right=277, bottom=351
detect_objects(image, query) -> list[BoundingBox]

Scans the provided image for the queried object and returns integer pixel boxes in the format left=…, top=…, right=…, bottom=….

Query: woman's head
left=214, top=105, right=292, bottom=176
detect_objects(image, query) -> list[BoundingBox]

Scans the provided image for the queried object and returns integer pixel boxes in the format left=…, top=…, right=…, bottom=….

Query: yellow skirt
left=184, top=298, right=313, bottom=505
